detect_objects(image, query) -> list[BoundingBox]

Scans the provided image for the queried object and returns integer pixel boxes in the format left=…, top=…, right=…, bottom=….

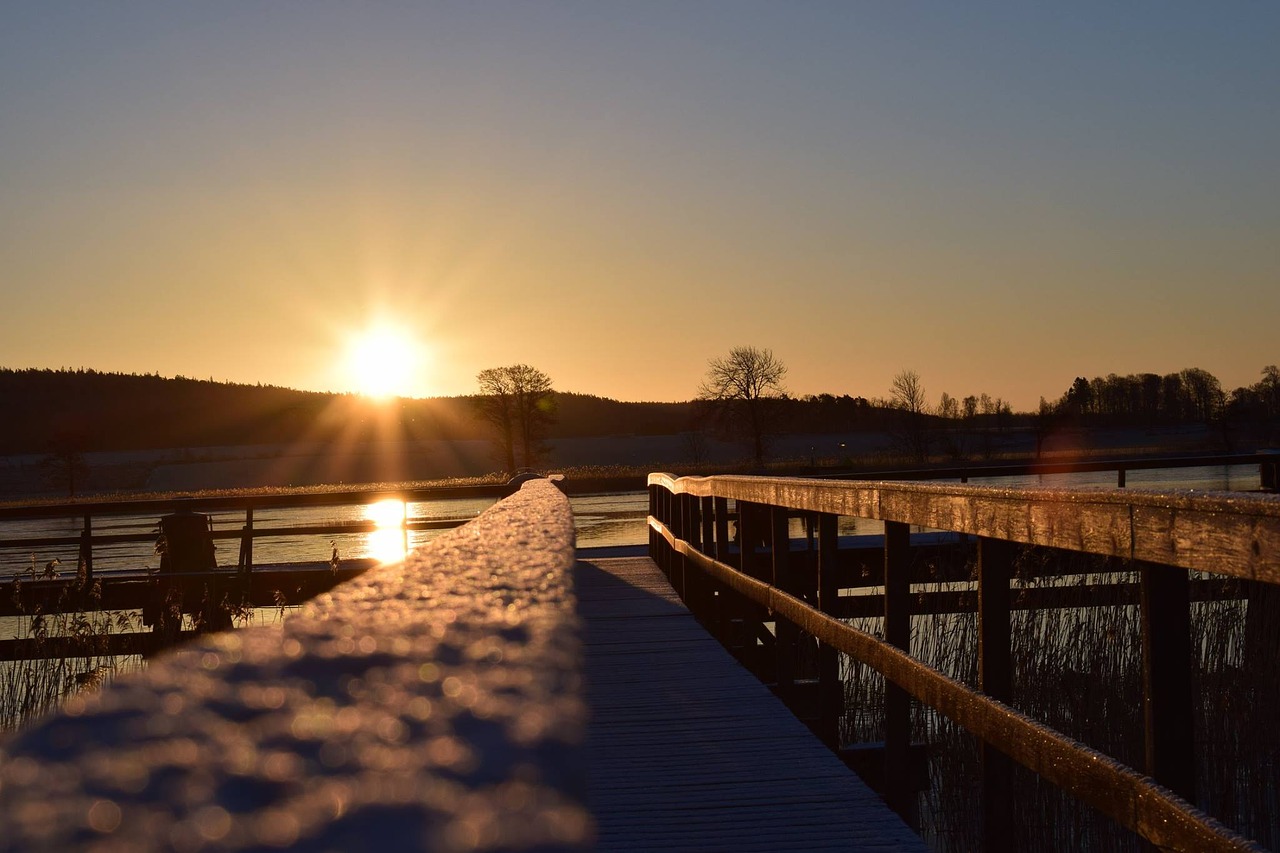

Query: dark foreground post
left=78, top=513, right=93, bottom=588
left=1139, top=560, right=1195, bottom=801
left=816, top=512, right=842, bottom=749
left=978, top=536, right=1014, bottom=852
left=883, top=520, right=914, bottom=823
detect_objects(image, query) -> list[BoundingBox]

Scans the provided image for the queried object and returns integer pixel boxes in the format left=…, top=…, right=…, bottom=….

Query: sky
left=1, top=3, right=1277, bottom=411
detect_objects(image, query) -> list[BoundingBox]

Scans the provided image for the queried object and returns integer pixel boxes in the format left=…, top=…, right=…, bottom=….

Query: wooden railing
left=0, top=484, right=520, bottom=653
left=0, top=480, right=591, bottom=850
left=647, top=473, right=1280, bottom=852
left=0, top=481, right=520, bottom=579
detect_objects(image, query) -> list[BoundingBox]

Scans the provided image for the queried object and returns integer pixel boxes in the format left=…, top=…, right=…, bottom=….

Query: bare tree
left=890, top=369, right=930, bottom=462
left=697, top=346, right=788, bottom=466
left=475, top=365, right=556, bottom=472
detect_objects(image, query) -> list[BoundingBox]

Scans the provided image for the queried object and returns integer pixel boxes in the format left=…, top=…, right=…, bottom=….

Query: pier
left=0, top=467, right=1277, bottom=850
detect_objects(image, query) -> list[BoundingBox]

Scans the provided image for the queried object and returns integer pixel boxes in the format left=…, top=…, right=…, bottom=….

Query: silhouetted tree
left=697, top=346, right=788, bottom=466
left=475, top=368, right=518, bottom=471
left=475, top=365, right=556, bottom=471
left=510, top=364, right=556, bottom=468
left=889, top=369, right=930, bottom=461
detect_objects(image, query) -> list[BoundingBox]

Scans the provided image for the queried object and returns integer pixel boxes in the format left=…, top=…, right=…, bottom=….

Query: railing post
left=817, top=512, right=842, bottom=749
left=738, top=501, right=769, bottom=677
left=647, top=483, right=658, bottom=560
left=700, top=496, right=715, bottom=556
left=238, top=506, right=254, bottom=574
left=684, top=494, right=703, bottom=616
left=883, top=520, right=914, bottom=823
left=661, top=489, right=674, bottom=580
left=712, top=496, right=733, bottom=647
left=1139, top=560, right=1195, bottom=801
left=713, top=497, right=730, bottom=564
left=78, top=513, right=94, bottom=589
left=978, top=536, right=1014, bottom=852
left=671, top=492, right=686, bottom=597
left=772, top=506, right=795, bottom=700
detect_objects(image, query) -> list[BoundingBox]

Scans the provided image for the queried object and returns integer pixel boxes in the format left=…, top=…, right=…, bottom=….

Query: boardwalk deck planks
left=578, top=556, right=925, bottom=852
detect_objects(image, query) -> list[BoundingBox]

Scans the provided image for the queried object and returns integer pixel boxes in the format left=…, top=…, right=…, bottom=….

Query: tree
left=697, top=346, right=788, bottom=466
left=936, top=392, right=959, bottom=421
left=889, top=370, right=930, bottom=462
left=476, top=368, right=517, bottom=471
left=475, top=365, right=556, bottom=472
left=509, top=364, right=556, bottom=468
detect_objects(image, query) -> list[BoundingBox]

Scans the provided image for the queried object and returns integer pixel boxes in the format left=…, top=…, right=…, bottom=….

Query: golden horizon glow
left=342, top=325, right=429, bottom=400
left=365, top=498, right=407, bottom=564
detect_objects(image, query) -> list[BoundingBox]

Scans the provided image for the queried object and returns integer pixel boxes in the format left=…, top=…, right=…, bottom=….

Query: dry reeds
left=839, top=546, right=1277, bottom=851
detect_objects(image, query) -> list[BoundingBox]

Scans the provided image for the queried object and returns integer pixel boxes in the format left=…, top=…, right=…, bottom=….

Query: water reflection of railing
left=648, top=472, right=1279, bottom=852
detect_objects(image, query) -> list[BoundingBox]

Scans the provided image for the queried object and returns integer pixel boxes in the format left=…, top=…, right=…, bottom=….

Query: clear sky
left=2, top=3, right=1276, bottom=410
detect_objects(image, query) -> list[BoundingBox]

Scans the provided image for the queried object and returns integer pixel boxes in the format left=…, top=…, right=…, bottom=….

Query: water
left=0, top=463, right=1262, bottom=579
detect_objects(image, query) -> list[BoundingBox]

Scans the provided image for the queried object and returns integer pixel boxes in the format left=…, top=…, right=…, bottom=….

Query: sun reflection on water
left=366, top=499, right=407, bottom=564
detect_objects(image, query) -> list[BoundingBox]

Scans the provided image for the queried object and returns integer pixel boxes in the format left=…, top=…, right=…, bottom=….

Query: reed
left=0, top=571, right=139, bottom=731
left=839, top=547, right=1277, bottom=851
left=0, top=570, right=275, bottom=733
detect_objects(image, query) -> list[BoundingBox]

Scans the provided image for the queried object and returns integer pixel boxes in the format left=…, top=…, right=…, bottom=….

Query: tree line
left=689, top=347, right=1280, bottom=465
left=1046, top=366, right=1280, bottom=428
left=4, top=359, right=1277, bottom=473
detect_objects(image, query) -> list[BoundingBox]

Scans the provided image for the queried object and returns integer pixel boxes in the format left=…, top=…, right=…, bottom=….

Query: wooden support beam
left=883, top=520, right=914, bottom=824
left=978, top=536, right=1014, bottom=853
left=79, top=514, right=93, bottom=588
left=1140, top=560, right=1195, bottom=801
left=817, top=512, right=842, bottom=749
left=772, top=506, right=795, bottom=699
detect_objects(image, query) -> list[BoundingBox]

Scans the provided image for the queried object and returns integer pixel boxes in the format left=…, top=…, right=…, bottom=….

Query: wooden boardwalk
left=577, top=556, right=925, bottom=852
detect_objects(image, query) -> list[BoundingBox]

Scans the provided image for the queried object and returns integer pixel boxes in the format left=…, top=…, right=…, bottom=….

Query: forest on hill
left=2, top=365, right=1277, bottom=458
left=0, top=369, right=699, bottom=454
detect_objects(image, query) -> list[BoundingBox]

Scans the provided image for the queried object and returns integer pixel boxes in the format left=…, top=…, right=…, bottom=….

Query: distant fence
left=826, top=450, right=1278, bottom=489
left=648, top=472, right=1279, bottom=852
left=0, top=483, right=522, bottom=658
left=0, top=480, right=590, bottom=851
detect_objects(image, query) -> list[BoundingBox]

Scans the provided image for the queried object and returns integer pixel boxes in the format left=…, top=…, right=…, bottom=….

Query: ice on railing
left=0, top=480, right=589, bottom=852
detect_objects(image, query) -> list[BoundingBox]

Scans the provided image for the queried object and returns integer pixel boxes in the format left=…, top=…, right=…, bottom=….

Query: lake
left=0, top=462, right=1264, bottom=578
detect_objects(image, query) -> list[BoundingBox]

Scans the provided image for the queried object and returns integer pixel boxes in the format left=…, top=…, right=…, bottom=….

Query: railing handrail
left=648, top=472, right=1280, bottom=584
left=647, top=517, right=1257, bottom=853
left=647, top=472, right=1276, bottom=851
left=0, top=480, right=590, bottom=849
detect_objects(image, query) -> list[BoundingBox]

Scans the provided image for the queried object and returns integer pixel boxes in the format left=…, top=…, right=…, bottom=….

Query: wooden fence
left=825, top=450, right=1277, bottom=489
left=648, top=472, right=1280, bottom=852
left=0, top=483, right=520, bottom=660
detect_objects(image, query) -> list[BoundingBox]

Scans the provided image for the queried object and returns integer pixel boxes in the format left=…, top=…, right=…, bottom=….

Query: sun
left=343, top=326, right=427, bottom=399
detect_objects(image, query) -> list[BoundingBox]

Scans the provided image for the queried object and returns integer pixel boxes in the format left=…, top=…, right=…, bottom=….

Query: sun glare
left=366, top=499, right=407, bottom=563
left=344, top=326, right=426, bottom=399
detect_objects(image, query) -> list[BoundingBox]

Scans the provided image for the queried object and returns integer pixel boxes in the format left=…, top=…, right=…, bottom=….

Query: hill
left=0, top=369, right=705, bottom=455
